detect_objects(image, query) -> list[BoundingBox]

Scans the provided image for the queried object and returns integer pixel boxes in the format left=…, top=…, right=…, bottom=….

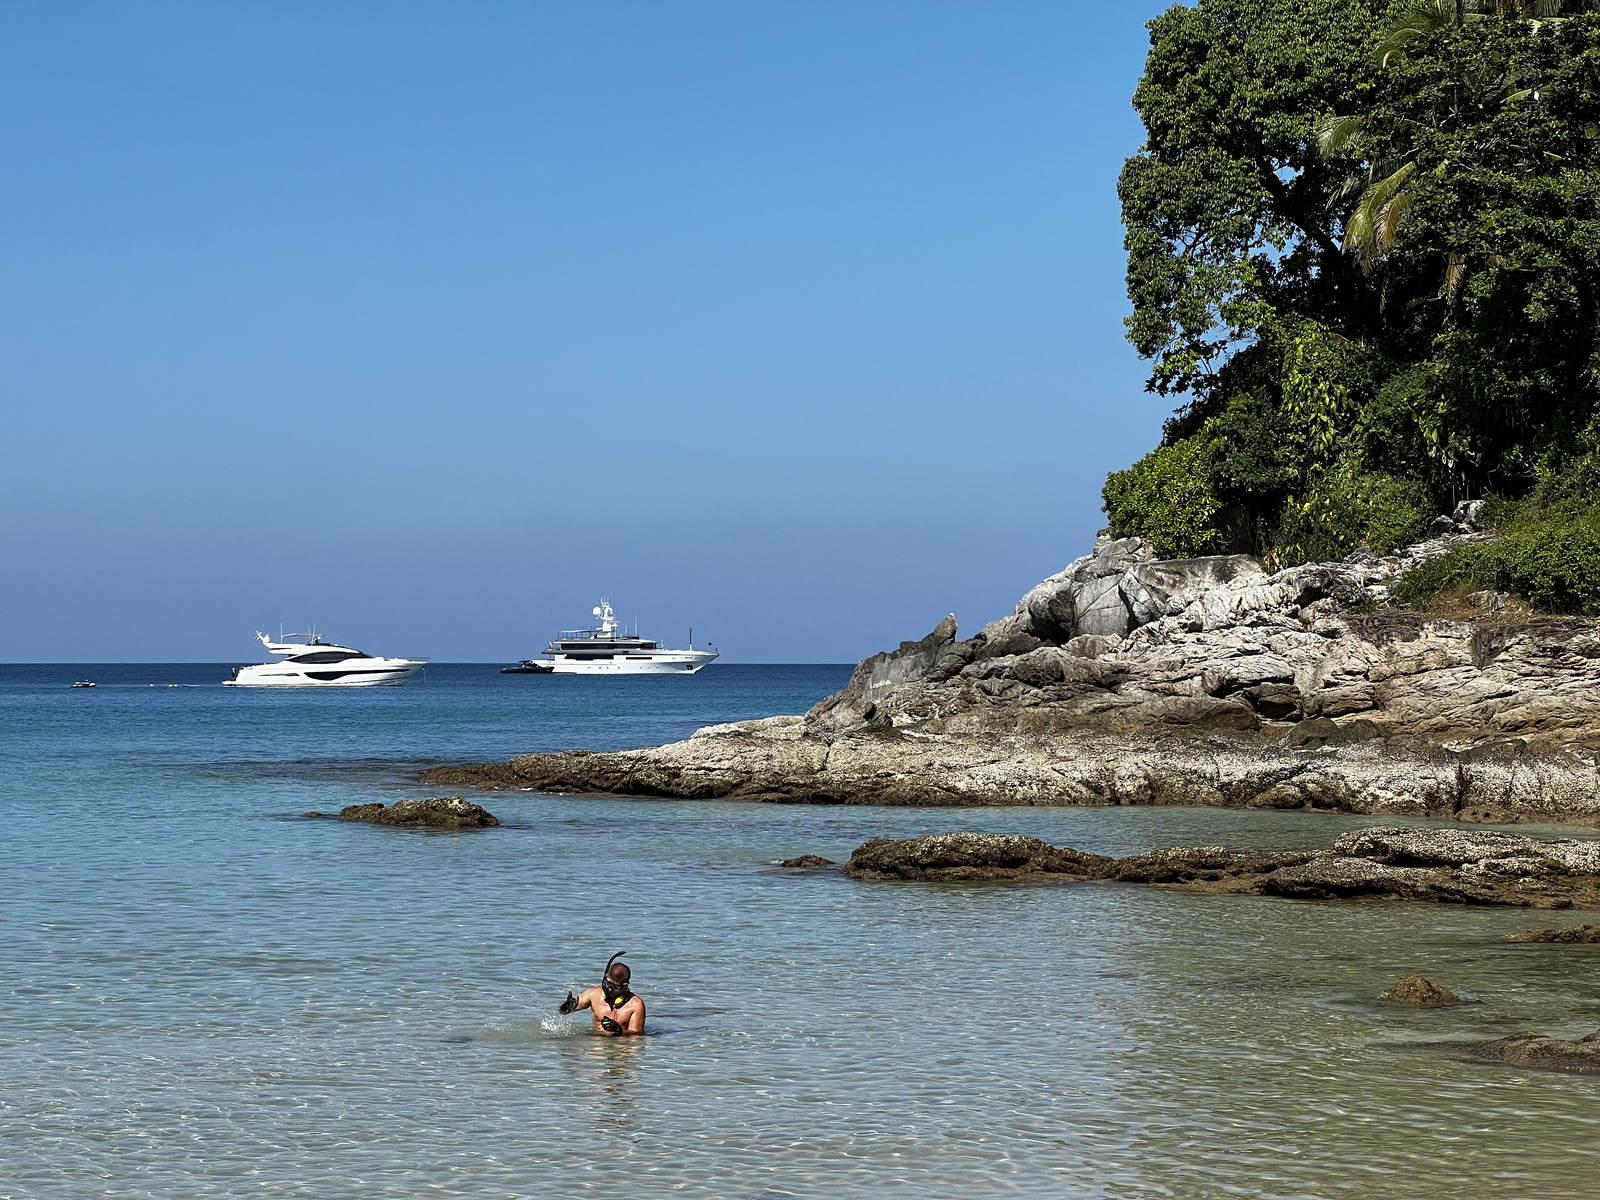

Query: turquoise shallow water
left=6, top=663, right=1600, bottom=1198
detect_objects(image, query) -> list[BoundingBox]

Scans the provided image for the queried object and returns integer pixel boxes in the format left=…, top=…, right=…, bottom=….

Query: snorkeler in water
left=558, top=952, right=646, bottom=1035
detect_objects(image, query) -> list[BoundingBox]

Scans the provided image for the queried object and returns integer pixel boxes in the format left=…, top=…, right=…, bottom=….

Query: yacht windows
left=286, top=650, right=364, bottom=664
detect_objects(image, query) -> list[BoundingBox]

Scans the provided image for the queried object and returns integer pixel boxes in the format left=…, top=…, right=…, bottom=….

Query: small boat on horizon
left=71, top=680, right=96, bottom=688
left=503, top=599, right=717, bottom=676
left=226, top=632, right=426, bottom=687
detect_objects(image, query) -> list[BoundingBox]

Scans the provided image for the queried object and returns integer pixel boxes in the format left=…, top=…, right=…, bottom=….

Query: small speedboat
left=500, top=660, right=555, bottom=674
left=226, top=632, right=426, bottom=687
left=71, top=680, right=96, bottom=688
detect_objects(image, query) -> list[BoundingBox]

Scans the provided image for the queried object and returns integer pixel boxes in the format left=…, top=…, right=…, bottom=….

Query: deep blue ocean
left=6, top=662, right=1600, bottom=1198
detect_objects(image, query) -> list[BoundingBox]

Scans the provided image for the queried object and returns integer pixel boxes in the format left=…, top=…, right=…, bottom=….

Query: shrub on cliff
left=1396, top=509, right=1600, bottom=614
left=1277, top=463, right=1433, bottom=565
left=1102, top=431, right=1224, bottom=557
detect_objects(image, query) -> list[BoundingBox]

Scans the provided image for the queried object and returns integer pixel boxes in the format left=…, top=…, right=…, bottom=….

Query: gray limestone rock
left=426, top=526, right=1600, bottom=826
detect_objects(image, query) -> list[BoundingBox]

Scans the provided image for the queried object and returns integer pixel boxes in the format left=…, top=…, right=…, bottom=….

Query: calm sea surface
left=5, top=662, right=1600, bottom=1198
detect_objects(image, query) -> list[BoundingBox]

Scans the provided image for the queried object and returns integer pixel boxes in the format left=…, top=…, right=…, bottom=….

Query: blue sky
left=1, top=0, right=1173, bottom=662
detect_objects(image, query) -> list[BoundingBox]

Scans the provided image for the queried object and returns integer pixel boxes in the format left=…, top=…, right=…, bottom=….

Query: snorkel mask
left=601, top=951, right=631, bottom=1005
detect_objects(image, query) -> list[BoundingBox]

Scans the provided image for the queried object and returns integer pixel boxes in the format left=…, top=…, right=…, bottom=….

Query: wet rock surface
left=843, top=833, right=1116, bottom=881
left=1380, top=974, right=1461, bottom=1006
left=337, top=797, right=499, bottom=829
left=423, top=528, right=1600, bottom=826
left=1429, top=1030, right=1600, bottom=1073
left=1505, top=923, right=1600, bottom=943
left=778, top=854, right=836, bottom=868
left=823, top=826, right=1600, bottom=907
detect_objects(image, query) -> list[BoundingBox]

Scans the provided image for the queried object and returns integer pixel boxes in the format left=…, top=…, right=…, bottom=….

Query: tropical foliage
left=1106, top=0, right=1600, bottom=580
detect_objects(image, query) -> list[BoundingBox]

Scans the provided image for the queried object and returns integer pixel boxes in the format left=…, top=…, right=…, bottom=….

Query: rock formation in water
left=826, top=826, right=1600, bottom=907
left=1379, top=974, right=1461, bottom=1006
left=843, top=833, right=1115, bottom=882
left=1431, top=1030, right=1600, bottom=1073
left=336, top=797, right=500, bottom=828
left=424, top=514, right=1600, bottom=825
left=1504, top=923, right=1600, bottom=943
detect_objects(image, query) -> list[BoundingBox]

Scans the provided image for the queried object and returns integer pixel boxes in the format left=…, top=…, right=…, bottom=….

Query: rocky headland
left=424, top=508, right=1600, bottom=827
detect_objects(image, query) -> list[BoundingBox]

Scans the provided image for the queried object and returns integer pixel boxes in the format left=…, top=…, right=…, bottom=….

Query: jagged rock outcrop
left=423, top=524, right=1600, bottom=824
left=335, top=797, right=499, bottom=828
left=829, top=826, right=1600, bottom=907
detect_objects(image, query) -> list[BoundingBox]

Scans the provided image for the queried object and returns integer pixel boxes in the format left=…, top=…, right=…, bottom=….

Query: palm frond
left=1377, top=0, right=1466, bottom=66
left=1345, top=161, right=1418, bottom=271
left=1316, top=113, right=1366, bottom=157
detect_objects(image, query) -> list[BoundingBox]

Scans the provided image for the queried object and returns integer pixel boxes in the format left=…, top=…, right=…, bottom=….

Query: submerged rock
left=820, top=826, right=1600, bottom=907
left=1505, top=923, right=1600, bottom=943
left=1380, top=974, right=1461, bottom=1006
left=337, top=797, right=499, bottom=829
left=844, top=833, right=1115, bottom=882
left=778, top=854, right=836, bottom=868
left=1435, top=1030, right=1600, bottom=1073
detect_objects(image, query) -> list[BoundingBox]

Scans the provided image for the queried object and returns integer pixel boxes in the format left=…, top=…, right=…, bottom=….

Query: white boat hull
left=544, top=650, right=717, bottom=675
left=226, top=659, right=426, bottom=687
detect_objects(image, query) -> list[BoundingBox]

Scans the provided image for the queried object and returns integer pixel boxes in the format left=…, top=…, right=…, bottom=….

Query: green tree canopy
left=1108, top=0, right=1600, bottom=562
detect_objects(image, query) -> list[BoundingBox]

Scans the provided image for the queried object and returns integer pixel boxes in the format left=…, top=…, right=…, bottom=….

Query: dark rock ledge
left=422, top=529, right=1600, bottom=828
left=304, top=797, right=499, bottom=828
left=1421, top=1031, right=1600, bottom=1073
left=820, top=826, right=1600, bottom=908
left=1505, top=922, right=1600, bottom=943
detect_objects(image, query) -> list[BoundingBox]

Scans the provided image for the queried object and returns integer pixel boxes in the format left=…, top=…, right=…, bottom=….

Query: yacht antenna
left=689, top=627, right=693, bottom=651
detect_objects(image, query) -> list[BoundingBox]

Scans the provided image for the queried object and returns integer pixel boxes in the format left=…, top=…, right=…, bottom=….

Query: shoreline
left=424, top=530, right=1600, bottom=832
left=420, top=717, right=1600, bottom=830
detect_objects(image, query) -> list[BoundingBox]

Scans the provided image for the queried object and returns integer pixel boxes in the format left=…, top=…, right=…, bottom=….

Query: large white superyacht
left=226, top=632, right=427, bottom=687
left=502, top=600, right=717, bottom=675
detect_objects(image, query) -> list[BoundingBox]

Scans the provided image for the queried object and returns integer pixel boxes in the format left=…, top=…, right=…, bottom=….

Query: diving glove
left=600, top=1016, right=622, bottom=1034
left=558, top=992, right=579, bottom=1014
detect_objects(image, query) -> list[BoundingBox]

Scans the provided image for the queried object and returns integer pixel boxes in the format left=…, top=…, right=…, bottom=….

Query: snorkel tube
left=601, top=951, right=631, bottom=1004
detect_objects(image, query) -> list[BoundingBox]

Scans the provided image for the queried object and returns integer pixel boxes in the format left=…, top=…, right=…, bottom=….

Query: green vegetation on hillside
left=1107, top=0, right=1600, bottom=600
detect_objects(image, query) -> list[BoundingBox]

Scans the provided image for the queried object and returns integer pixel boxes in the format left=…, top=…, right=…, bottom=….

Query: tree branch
left=1254, top=157, right=1344, bottom=264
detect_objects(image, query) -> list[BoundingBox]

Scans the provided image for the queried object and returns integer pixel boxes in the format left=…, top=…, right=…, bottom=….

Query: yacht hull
left=225, top=660, right=425, bottom=687
left=544, top=651, right=717, bottom=675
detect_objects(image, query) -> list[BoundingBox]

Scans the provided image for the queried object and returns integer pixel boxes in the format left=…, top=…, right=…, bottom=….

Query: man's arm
left=614, top=998, right=645, bottom=1035
left=558, top=989, right=596, bottom=1014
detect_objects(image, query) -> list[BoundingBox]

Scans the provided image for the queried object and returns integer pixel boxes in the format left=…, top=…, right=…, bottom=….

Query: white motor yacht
left=503, top=600, right=717, bottom=675
left=226, top=632, right=427, bottom=687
